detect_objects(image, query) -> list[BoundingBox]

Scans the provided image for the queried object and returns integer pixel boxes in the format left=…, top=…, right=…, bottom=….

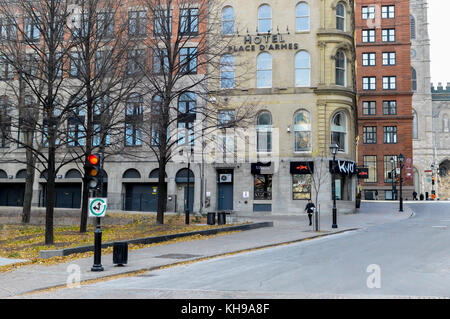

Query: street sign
left=88, top=198, right=107, bottom=217
left=396, top=168, right=401, bottom=175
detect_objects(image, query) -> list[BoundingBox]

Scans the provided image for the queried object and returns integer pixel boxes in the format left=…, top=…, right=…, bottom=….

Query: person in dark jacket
left=305, top=199, right=315, bottom=226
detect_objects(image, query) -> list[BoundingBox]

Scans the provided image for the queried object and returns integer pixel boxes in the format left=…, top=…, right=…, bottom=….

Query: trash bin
left=113, top=242, right=128, bottom=266
left=217, top=212, right=226, bottom=225
left=207, top=212, right=216, bottom=225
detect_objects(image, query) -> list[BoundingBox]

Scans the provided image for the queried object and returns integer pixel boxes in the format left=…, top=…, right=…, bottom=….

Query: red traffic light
left=88, top=154, right=99, bottom=165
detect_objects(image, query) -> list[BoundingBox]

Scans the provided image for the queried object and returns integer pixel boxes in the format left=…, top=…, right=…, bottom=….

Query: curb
left=39, top=221, right=274, bottom=259
left=21, top=227, right=358, bottom=297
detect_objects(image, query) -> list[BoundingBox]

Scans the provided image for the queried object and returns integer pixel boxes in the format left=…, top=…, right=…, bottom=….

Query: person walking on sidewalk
left=304, top=199, right=315, bottom=226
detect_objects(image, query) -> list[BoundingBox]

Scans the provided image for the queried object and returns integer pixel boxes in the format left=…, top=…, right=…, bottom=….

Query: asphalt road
left=20, top=202, right=450, bottom=298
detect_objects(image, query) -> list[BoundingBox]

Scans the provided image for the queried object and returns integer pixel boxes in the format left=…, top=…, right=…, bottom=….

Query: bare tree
left=132, top=0, right=255, bottom=224
left=308, top=149, right=330, bottom=231
left=63, top=0, right=142, bottom=233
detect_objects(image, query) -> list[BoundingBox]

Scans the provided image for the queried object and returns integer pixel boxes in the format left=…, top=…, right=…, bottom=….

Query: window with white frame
left=362, top=29, right=375, bottom=43
left=382, top=76, right=396, bottom=90
left=220, top=54, right=234, bottom=89
left=257, top=52, right=272, bottom=88
left=363, top=77, right=376, bottom=90
left=295, top=51, right=310, bottom=87
left=382, top=5, right=395, bottom=18
left=296, top=2, right=309, bottom=32
left=258, top=5, right=271, bottom=33
left=382, top=29, right=395, bottom=42
left=361, top=6, right=375, bottom=19
left=362, top=53, right=376, bottom=66
left=335, top=50, right=346, bottom=86
left=222, top=6, right=234, bottom=35
left=294, top=110, right=311, bottom=152
left=256, top=111, right=272, bottom=152
left=382, top=52, right=396, bottom=65
left=336, top=3, right=346, bottom=31
left=331, top=112, right=347, bottom=152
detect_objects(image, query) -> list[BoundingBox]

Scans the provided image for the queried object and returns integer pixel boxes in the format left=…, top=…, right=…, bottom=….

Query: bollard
left=207, top=212, right=216, bottom=225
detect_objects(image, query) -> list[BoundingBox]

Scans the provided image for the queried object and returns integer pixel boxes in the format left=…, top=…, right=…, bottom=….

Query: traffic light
left=86, top=154, right=101, bottom=190
left=432, top=177, right=435, bottom=185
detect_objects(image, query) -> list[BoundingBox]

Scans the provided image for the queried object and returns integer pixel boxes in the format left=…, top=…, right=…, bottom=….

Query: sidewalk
left=0, top=202, right=413, bottom=298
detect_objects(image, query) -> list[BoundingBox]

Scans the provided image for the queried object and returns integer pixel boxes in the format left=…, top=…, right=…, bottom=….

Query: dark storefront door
left=0, top=183, right=25, bottom=206
left=218, top=183, right=233, bottom=211
left=184, top=186, right=194, bottom=213
left=124, top=183, right=165, bottom=212
left=40, top=183, right=82, bottom=208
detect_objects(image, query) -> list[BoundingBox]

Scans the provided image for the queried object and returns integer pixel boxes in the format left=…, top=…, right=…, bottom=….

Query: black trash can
left=113, top=242, right=128, bottom=266
left=217, top=212, right=226, bottom=225
left=207, top=212, right=216, bottom=225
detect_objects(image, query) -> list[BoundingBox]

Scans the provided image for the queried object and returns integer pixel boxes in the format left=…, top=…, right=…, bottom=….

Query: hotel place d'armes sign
left=228, top=34, right=299, bottom=53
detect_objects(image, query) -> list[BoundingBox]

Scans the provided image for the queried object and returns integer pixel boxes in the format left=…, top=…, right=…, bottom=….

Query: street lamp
left=398, top=153, right=404, bottom=212
left=390, top=157, right=396, bottom=200
left=330, top=143, right=339, bottom=229
left=184, top=147, right=194, bottom=225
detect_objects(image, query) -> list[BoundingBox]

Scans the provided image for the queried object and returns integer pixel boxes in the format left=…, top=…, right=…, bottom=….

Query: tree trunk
left=45, top=146, right=56, bottom=245
left=21, top=147, right=36, bottom=223
left=79, top=172, right=89, bottom=233
left=156, top=160, right=166, bottom=225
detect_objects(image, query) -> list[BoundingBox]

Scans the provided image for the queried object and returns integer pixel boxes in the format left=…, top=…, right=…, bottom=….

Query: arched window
left=65, top=169, right=82, bottom=179
left=410, top=15, right=416, bottom=40
left=16, top=169, right=27, bottom=179
left=222, top=6, right=234, bottom=35
left=256, top=111, right=272, bottom=152
left=178, top=92, right=196, bottom=145
left=331, top=112, right=347, bottom=152
left=220, top=54, right=234, bottom=89
left=294, top=110, right=311, bottom=152
left=175, top=168, right=194, bottom=183
left=412, top=109, right=418, bottom=139
left=336, top=3, right=346, bottom=31
left=335, top=50, right=346, bottom=86
left=122, top=168, right=141, bottom=179
left=0, top=169, right=7, bottom=178
left=443, top=114, right=449, bottom=132
left=258, top=5, right=271, bottom=33
left=296, top=3, right=309, bottom=32
left=411, top=67, right=417, bottom=91
left=295, top=51, right=310, bottom=87
left=257, top=52, right=272, bottom=88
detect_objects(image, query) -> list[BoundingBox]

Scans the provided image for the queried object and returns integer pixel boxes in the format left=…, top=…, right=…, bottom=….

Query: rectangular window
left=362, top=101, right=376, bottom=115
left=383, top=101, right=397, bottom=115
left=384, top=155, right=397, bottom=182
left=362, top=53, right=376, bottom=66
left=362, top=6, right=376, bottom=20
left=363, top=77, right=376, bottom=90
left=24, top=17, right=40, bottom=41
left=154, top=10, right=172, bottom=35
left=180, top=47, right=197, bottom=74
left=218, top=110, right=235, bottom=127
left=0, top=18, right=17, bottom=40
left=128, top=11, right=147, bottom=37
left=153, top=48, right=169, bottom=74
left=382, top=29, right=395, bottom=42
left=254, top=174, right=272, bottom=200
left=292, top=174, right=312, bottom=200
left=0, top=56, right=14, bottom=80
left=363, top=126, right=377, bottom=144
left=383, top=126, right=397, bottom=144
left=362, top=29, right=375, bottom=43
left=382, top=52, right=396, bottom=65
left=127, top=49, right=145, bottom=75
left=97, top=12, right=115, bottom=39
left=364, top=155, right=377, bottom=183
left=382, top=5, right=395, bottom=19
left=69, top=52, right=81, bottom=77
left=180, top=8, right=199, bottom=35
left=125, top=97, right=143, bottom=146
left=67, top=109, right=86, bottom=147
left=383, top=76, right=396, bottom=90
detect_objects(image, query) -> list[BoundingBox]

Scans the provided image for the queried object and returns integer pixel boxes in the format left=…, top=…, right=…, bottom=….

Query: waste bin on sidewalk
left=207, top=212, right=216, bottom=225
left=113, top=242, right=128, bottom=266
left=217, top=212, right=226, bottom=225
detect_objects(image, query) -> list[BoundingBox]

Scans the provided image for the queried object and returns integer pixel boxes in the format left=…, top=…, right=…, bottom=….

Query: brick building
left=355, top=0, right=414, bottom=200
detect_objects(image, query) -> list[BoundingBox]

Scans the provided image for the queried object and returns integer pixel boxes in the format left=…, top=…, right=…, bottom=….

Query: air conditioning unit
left=219, top=174, right=232, bottom=183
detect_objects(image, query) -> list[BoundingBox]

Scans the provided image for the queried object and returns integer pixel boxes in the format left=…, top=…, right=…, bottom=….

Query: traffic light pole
left=91, top=152, right=104, bottom=272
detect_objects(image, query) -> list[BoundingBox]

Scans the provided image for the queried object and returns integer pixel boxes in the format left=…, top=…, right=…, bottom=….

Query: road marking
left=432, top=226, right=448, bottom=228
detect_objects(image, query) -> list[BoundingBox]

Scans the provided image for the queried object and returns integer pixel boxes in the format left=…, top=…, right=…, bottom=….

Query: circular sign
left=89, top=198, right=107, bottom=217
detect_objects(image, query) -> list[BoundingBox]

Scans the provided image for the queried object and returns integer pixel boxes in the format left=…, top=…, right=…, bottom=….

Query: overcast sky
left=429, top=0, right=449, bottom=86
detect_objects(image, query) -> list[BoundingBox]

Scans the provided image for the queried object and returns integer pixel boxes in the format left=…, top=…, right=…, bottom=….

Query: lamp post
left=398, top=153, right=404, bottom=212
left=390, top=157, right=397, bottom=200
left=330, top=143, right=339, bottom=229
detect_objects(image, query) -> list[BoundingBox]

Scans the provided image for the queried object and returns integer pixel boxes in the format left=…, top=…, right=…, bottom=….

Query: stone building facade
left=0, top=0, right=359, bottom=215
